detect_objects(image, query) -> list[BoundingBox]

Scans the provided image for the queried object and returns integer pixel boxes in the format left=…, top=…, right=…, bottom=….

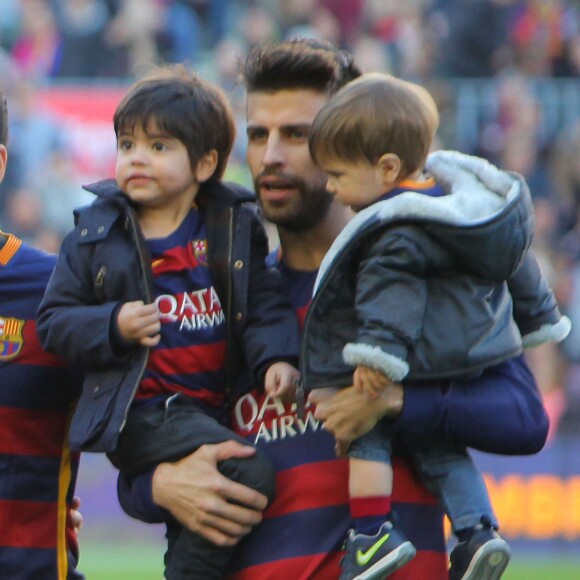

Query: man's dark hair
left=240, top=38, right=361, bottom=95
left=0, top=90, right=7, bottom=145
left=114, top=64, right=235, bottom=180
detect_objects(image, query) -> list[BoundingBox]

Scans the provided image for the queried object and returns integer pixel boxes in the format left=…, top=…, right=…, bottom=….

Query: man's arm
left=310, top=354, right=548, bottom=455
left=117, top=441, right=268, bottom=546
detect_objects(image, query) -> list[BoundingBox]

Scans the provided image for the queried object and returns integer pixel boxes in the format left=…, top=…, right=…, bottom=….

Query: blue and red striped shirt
left=0, top=233, right=82, bottom=579
left=136, top=209, right=228, bottom=419
left=227, top=253, right=448, bottom=579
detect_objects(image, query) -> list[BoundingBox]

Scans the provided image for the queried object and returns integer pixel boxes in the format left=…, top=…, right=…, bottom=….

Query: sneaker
left=449, top=525, right=511, bottom=580
left=339, top=521, right=416, bottom=580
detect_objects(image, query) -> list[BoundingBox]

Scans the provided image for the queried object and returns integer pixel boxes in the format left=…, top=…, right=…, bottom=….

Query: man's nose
left=262, top=134, right=286, bottom=167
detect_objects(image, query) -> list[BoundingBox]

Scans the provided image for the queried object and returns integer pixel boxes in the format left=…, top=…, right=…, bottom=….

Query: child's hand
left=353, top=366, right=392, bottom=399
left=117, top=300, right=161, bottom=347
left=264, top=362, right=299, bottom=401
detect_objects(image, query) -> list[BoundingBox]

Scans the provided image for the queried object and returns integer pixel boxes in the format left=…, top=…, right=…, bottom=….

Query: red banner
left=37, top=85, right=127, bottom=179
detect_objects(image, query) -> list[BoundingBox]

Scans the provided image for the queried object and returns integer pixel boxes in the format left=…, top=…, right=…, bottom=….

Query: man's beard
left=255, top=174, right=334, bottom=232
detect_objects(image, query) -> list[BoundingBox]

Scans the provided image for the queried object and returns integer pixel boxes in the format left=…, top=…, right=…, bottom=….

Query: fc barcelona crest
left=192, top=239, right=208, bottom=265
left=0, top=316, right=24, bottom=360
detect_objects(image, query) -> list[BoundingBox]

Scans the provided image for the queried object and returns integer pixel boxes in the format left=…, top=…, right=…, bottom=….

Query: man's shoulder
left=14, top=241, right=57, bottom=274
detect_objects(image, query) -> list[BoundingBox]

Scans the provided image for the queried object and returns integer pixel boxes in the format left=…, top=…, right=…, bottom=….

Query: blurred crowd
left=1, top=0, right=580, bottom=436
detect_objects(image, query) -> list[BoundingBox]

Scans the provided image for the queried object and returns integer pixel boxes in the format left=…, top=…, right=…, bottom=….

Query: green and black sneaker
left=449, top=524, right=511, bottom=580
left=339, top=521, right=416, bottom=580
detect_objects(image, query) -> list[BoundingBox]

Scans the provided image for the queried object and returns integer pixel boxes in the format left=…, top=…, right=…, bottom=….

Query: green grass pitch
left=78, top=542, right=580, bottom=579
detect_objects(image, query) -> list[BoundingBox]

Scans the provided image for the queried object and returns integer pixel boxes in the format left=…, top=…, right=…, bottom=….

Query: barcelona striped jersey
left=0, top=233, right=82, bottom=579
left=136, top=208, right=227, bottom=420
left=227, top=252, right=448, bottom=579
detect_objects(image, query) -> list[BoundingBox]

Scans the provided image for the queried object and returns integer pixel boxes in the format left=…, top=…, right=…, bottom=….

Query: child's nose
left=130, top=145, right=149, bottom=164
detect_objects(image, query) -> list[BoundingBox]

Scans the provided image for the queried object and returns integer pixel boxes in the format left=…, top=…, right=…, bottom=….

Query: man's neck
left=278, top=202, right=353, bottom=271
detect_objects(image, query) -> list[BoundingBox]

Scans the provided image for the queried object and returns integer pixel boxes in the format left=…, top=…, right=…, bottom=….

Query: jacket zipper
left=95, top=265, right=107, bottom=303
left=224, top=206, right=235, bottom=403
left=297, top=274, right=320, bottom=419
left=119, top=209, right=153, bottom=433
left=299, top=256, right=346, bottom=395
left=299, top=277, right=320, bottom=390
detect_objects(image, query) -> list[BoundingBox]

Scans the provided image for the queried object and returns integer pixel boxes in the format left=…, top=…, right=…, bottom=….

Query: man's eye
left=289, top=128, right=308, bottom=140
left=247, top=129, right=267, bottom=142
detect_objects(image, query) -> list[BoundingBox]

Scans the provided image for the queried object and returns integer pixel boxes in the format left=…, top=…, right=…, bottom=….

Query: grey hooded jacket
left=301, top=151, right=570, bottom=390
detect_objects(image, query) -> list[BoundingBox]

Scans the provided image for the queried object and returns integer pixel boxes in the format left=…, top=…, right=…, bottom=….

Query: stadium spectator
left=10, top=0, right=61, bottom=81
left=105, top=0, right=162, bottom=75
left=426, top=0, right=514, bottom=77
left=52, top=0, right=115, bottom=78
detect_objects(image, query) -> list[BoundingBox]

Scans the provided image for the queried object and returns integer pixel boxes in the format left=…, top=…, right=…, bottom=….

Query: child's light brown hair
left=114, top=64, right=235, bottom=181
left=309, top=73, right=439, bottom=179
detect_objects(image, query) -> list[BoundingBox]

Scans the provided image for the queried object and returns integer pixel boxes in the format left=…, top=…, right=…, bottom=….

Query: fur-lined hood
left=315, top=150, right=534, bottom=294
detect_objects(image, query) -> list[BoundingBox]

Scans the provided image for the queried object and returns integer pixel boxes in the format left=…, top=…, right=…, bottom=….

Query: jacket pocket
left=69, top=371, right=123, bottom=452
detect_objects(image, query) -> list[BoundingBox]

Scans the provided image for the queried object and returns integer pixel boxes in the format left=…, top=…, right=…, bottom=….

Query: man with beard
left=225, top=41, right=449, bottom=579
left=119, top=40, right=550, bottom=580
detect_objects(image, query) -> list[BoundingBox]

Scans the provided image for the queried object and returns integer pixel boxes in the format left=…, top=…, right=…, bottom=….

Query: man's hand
left=152, top=441, right=268, bottom=546
left=308, top=382, right=404, bottom=445
left=117, top=300, right=161, bottom=347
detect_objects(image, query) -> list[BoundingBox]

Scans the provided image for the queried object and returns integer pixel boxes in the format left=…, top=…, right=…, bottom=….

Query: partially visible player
left=0, top=89, right=83, bottom=579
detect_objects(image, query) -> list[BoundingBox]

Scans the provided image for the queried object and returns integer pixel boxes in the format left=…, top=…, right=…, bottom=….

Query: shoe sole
left=459, top=538, right=511, bottom=580
left=353, top=541, right=417, bottom=580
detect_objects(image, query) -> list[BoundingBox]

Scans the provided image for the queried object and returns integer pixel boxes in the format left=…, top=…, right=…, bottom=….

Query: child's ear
left=195, top=150, right=218, bottom=183
left=377, top=153, right=401, bottom=184
left=0, top=145, right=7, bottom=183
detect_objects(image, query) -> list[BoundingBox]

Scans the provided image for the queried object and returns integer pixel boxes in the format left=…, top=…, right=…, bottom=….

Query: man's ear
left=0, top=145, right=7, bottom=183
left=378, top=153, right=401, bottom=184
left=195, top=150, right=218, bottom=183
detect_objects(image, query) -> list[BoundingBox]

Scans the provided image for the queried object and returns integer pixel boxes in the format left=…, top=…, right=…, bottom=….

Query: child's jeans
left=411, top=439, right=497, bottom=531
left=348, top=420, right=496, bottom=532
